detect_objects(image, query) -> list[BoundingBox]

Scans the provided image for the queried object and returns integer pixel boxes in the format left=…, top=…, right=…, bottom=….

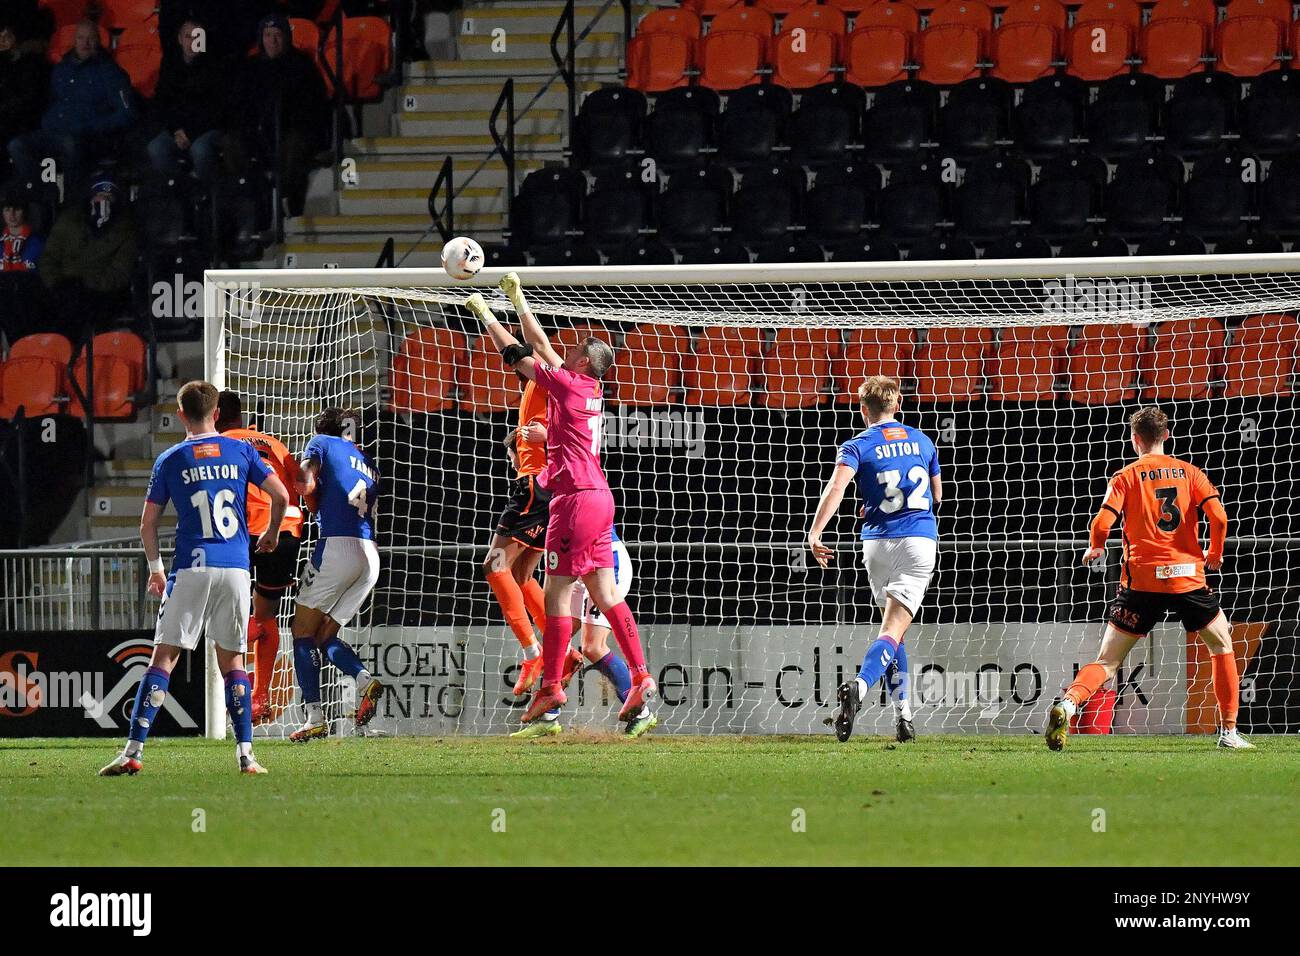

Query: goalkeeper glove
left=499, top=272, right=528, bottom=312
left=464, top=293, right=499, bottom=326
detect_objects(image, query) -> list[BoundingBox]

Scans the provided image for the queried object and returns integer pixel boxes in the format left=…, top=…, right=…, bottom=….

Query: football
left=441, top=236, right=484, bottom=280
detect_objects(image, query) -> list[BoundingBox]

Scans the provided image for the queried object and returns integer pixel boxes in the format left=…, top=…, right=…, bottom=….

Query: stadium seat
left=1032, top=152, right=1107, bottom=239
left=1143, top=317, right=1226, bottom=400
left=787, top=82, right=864, bottom=163
left=1163, top=73, right=1239, bottom=155
left=637, top=6, right=703, bottom=40
left=826, top=236, right=903, bottom=261
left=553, top=322, right=615, bottom=360
left=755, top=0, right=819, bottom=13
left=613, top=324, right=689, bottom=406
left=731, top=164, right=804, bottom=243
left=759, top=328, right=842, bottom=409
left=102, top=0, right=160, bottom=29
left=1085, top=73, right=1162, bottom=157
left=987, top=325, right=1069, bottom=401
left=913, top=327, right=991, bottom=402
left=682, top=0, right=745, bottom=14
left=754, top=238, right=826, bottom=262
left=677, top=239, right=752, bottom=263
left=1057, top=235, right=1131, bottom=256
left=289, top=18, right=323, bottom=61
left=845, top=1, right=917, bottom=87
left=69, top=331, right=147, bottom=419
left=1140, top=0, right=1213, bottom=79
left=40, top=0, right=93, bottom=29
left=991, top=0, right=1066, bottom=84
left=1214, top=14, right=1285, bottom=77
left=647, top=86, right=720, bottom=169
left=719, top=84, right=792, bottom=164
left=113, top=23, right=163, bottom=97
left=8, top=333, right=74, bottom=365
left=322, top=16, right=392, bottom=100
left=1067, top=0, right=1141, bottom=81
left=697, top=6, right=773, bottom=90
left=833, top=327, right=915, bottom=401
left=515, top=167, right=587, bottom=247
left=956, top=155, right=1026, bottom=239
left=627, top=32, right=694, bottom=91
left=825, top=0, right=879, bottom=12
left=982, top=234, right=1054, bottom=258
left=877, top=159, right=946, bottom=239
left=862, top=80, right=939, bottom=162
left=1224, top=313, right=1299, bottom=397
left=908, top=236, right=978, bottom=259
left=917, top=22, right=985, bottom=84
left=1259, top=153, right=1300, bottom=235
left=388, top=326, right=466, bottom=415
left=1225, top=0, right=1294, bottom=26
left=1014, top=75, right=1086, bottom=156
left=683, top=327, right=764, bottom=405
left=47, top=22, right=111, bottom=62
left=939, top=77, right=1011, bottom=158
left=1214, top=232, right=1284, bottom=254
left=1182, top=150, right=1252, bottom=237
left=585, top=185, right=648, bottom=248
left=1135, top=232, right=1208, bottom=255
left=1106, top=153, right=1183, bottom=237
left=0, top=331, right=71, bottom=418
left=607, top=237, right=677, bottom=265
left=1239, top=70, right=1300, bottom=154
left=1068, top=323, right=1144, bottom=404
left=574, top=87, right=646, bottom=169
left=770, top=3, right=846, bottom=88
left=803, top=162, right=878, bottom=240
left=655, top=166, right=731, bottom=245
left=460, top=334, right=521, bottom=414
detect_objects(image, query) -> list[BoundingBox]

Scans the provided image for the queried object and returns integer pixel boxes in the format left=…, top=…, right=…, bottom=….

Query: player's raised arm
left=465, top=292, right=539, bottom=380
left=500, top=272, right=564, bottom=368
left=808, top=463, right=857, bottom=569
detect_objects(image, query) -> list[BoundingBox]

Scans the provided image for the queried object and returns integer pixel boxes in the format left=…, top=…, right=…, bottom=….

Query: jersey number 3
left=877, top=466, right=930, bottom=514
left=1154, top=486, right=1182, bottom=532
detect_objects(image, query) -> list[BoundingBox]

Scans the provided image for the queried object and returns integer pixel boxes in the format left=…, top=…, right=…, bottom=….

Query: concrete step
left=286, top=212, right=504, bottom=236
left=406, top=56, right=621, bottom=81
left=345, top=158, right=545, bottom=190
left=458, top=1, right=638, bottom=35
left=457, top=31, right=622, bottom=61
left=393, top=107, right=564, bottom=138
left=351, top=131, right=563, bottom=155
left=88, top=513, right=175, bottom=537
left=397, top=80, right=595, bottom=112
left=89, top=484, right=147, bottom=519
left=339, top=185, right=505, bottom=217
left=103, top=457, right=156, bottom=480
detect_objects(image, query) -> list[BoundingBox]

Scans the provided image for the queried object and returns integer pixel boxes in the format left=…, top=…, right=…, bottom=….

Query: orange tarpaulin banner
left=1185, top=622, right=1268, bottom=733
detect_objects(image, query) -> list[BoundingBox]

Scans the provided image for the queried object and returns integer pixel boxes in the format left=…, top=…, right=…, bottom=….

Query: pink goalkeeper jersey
left=533, top=363, right=608, bottom=496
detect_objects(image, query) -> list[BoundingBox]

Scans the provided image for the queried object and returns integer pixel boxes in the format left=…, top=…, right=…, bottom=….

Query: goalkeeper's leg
left=1046, top=627, right=1137, bottom=751
left=1196, top=612, right=1254, bottom=748
left=249, top=590, right=281, bottom=725
left=485, top=536, right=546, bottom=695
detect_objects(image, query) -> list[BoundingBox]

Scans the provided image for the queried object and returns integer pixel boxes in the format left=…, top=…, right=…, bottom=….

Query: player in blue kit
left=288, top=407, right=384, bottom=742
left=100, top=381, right=290, bottom=776
left=808, top=375, right=942, bottom=744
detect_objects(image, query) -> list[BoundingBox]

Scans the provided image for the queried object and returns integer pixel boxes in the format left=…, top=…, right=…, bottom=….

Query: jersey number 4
left=348, top=479, right=371, bottom=517
left=877, top=466, right=931, bottom=514
left=190, top=489, right=238, bottom=539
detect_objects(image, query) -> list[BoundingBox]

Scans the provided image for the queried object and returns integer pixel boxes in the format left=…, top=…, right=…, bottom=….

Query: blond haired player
left=1046, top=406, right=1252, bottom=750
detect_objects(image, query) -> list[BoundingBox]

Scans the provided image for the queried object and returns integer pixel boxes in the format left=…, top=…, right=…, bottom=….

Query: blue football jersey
left=836, top=419, right=941, bottom=541
left=146, top=433, right=274, bottom=571
left=303, top=434, right=378, bottom=539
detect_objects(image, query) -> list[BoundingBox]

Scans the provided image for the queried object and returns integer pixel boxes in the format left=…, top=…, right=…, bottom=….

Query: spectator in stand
left=39, top=172, right=137, bottom=338
left=147, top=19, right=236, bottom=185
left=0, top=189, right=46, bottom=344
left=240, top=14, right=330, bottom=218
left=0, top=14, right=49, bottom=170
left=6, top=19, right=138, bottom=193
left=159, top=0, right=272, bottom=64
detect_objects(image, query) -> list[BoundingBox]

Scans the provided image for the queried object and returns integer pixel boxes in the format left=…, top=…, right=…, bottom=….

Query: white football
left=441, top=236, right=485, bottom=280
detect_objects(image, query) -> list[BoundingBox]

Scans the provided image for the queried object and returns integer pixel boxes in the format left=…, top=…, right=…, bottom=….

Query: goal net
left=205, top=256, right=1300, bottom=739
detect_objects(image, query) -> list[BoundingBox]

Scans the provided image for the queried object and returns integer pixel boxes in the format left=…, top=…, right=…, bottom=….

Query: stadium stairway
left=278, top=0, right=644, bottom=269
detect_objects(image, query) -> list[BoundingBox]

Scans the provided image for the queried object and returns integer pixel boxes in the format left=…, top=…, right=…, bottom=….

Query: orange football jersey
left=1100, top=454, right=1221, bottom=593
left=515, top=379, right=548, bottom=478
left=223, top=428, right=303, bottom=537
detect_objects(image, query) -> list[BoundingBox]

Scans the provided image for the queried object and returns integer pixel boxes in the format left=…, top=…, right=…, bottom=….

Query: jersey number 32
left=877, top=466, right=931, bottom=514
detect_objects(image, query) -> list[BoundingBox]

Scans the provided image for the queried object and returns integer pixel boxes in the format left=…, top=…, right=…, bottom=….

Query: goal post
left=203, top=255, right=1300, bottom=739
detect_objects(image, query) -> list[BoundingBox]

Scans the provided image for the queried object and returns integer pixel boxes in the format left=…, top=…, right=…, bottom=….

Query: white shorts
left=861, top=536, right=937, bottom=617
left=571, top=540, right=632, bottom=627
left=155, top=566, right=252, bottom=653
left=297, top=537, right=380, bottom=627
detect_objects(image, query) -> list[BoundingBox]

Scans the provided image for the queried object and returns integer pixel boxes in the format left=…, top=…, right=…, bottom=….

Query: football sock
left=322, top=636, right=364, bottom=679
left=588, top=649, right=632, bottom=703
left=486, top=569, right=538, bottom=650
left=224, top=669, right=253, bottom=746
left=126, top=666, right=170, bottom=753
left=1064, top=662, right=1109, bottom=710
left=604, top=602, right=648, bottom=677
left=1211, top=651, right=1240, bottom=730
left=521, top=577, right=549, bottom=634
left=856, top=634, right=899, bottom=700
left=251, top=614, right=279, bottom=702
left=293, top=638, right=322, bottom=705
left=542, top=615, right=573, bottom=686
left=886, top=641, right=912, bottom=720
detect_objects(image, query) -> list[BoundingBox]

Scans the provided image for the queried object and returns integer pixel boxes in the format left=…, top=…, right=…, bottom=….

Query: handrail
left=427, top=155, right=455, bottom=244
left=549, top=0, right=578, bottom=149
left=376, top=237, right=396, bottom=268
left=488, top=78, right=517, bottom=237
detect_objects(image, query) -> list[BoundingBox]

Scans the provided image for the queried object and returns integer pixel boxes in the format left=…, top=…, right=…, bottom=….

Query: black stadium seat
left=606, top=237, right=676, bottom=265
left=585, top=179, right=648, bottom=247
left=531, top=242, right=602, bottom=266
left=1163, top=72, right=1239, bottom=157
left=862, top=80, right=939, bottom=163
left=1214, top=232, right=1284, bottom=254
left=1259, top=152, right=1300, bottom=236
left=646, top=86, right=720, bottom=169
left=1057, top=235, right=1131, bottom=257
left=787, top=82, right=865, bottom=164
left=939, top=77, right=1012, bottom=159
left=515, top=167, right=587, bottom=246
left=1086, top=74, right=1162, bottom=158
left=802, top=162, right=878, bottom=241
left=655, top=165, right=731, bottom=245
left=956, top=155, right=1027, bottom=239
left=1239, top=70, right=1300, bottom=155
left=1106, top=153, right=1183, bottom=237
left=1182, top=150, right=1252, bottom=237
left=1014, top=75, right=1086, bottom=156
left=907, top=236, right=978, bottom=260
left=730, top=164, right=804, bottom=243
left=677, top=238, right=751, bottom=264
left=754, top=238, right=826, bottom=263
left=719, top=84, right=792, bottom=165
left=983, top=234, right=1054, bottom=258
left=1135, top=233, right=1208, bottom=256
left=878, top=159, right=947, bottom=240
left=573, top=87, right=647, bottom=169
left=826, top=236, right=902, bottom=261
left=1032, top=152, right=1106, bottom=239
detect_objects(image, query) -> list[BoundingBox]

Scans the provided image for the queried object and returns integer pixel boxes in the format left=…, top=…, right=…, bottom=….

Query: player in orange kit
left=216, top=391, right=304, bottom=724
left=1046, top=406, right=1253, bottom=751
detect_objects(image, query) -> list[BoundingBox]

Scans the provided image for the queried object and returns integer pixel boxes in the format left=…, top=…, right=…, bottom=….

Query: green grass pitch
left=3, top=735, right=1297, bottom=866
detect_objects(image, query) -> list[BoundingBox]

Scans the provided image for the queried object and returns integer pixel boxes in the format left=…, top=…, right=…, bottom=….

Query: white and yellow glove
left=464, top=292, right=499, bottom=326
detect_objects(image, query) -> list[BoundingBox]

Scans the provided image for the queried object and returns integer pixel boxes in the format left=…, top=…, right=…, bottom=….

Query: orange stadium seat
left=1224, top=313, right=1300, bottom=397
left=636, top=7, right=702, bottom=39
left=845, top=2, right=917, bottom=85
left=698, top=30, right=767, bottom=88
left=917, top=2, right=991, bottom=86
left=991, top=0, right=1065, bottom=83
left=0, top=358, right=65, bottom=419
left=68, top=332, right=147, bottom=420
left=290, top=17, right=323, bottom=58
left=388, top=326, right=466, bottom=414
left=8, top=333, right=74, bottom=365
left=1226, top=0, right=1293, bottom=26
left=1067, top=0, right=1140, bottom=81
left=1155, top=0, right=1219, bottom=26
left=756, top=0, right=818, bottom=14
left=323, top=16, right=391, bottom=100
left=46, top=22, right=112, bottom=63
left=114, top=23, right=163, bottom=97
left=612, top=324, right=689, bottom=406
left=759, top=327, right=842, bottom=408
left=710, top=5, right=777, bottom=36
left=460, top=333, right=522, bottom=415
left=627, top=32, right=694, bottom=91
left=1142, top=317, right=1226, bottom=400
left=833, top=327, right=915, bottom=402
left=1215, top=15, right=1286, bottom=76
left=552, top=322, right=615, bottom=361
left=102, top=0, right=159, bottom=29
left=770, top=3, right=846, bottom=88
left=825, top=0, right=880, bottom=14
left=928, top=0, right=994, bottom=29
left=683, top=327, right=763, bottom=405
left=987, top=326, right=1069, bottom=401
left=1067, top=323, right=1145, bottom=405
left=682, top=0, right=745, bottom=15
left=39, top=0, right=91, bottom=29
left=913, top=327, right=991, bottom=402
left=1140, top=0, right=1212, bottom=79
